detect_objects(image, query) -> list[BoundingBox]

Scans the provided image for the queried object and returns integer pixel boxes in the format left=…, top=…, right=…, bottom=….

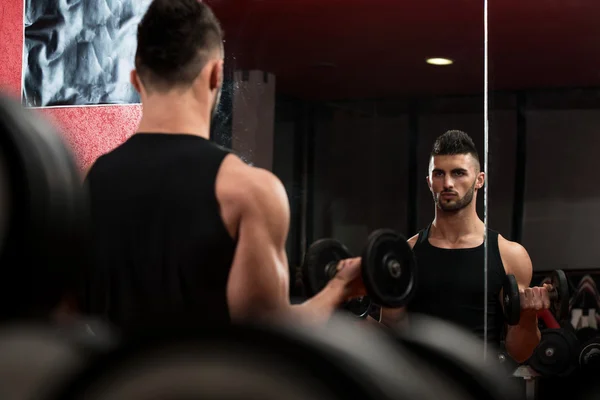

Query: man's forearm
left=379, top=307, right=408, bottom=331
left=290, top=281, right=347, bottom=325
left=505, top=314, right=541, bottom=363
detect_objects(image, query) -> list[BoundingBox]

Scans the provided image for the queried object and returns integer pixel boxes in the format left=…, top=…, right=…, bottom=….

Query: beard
left=434, top=180, right=476, bottom=212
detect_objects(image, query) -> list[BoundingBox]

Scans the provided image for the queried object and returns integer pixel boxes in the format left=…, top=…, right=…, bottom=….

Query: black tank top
left=407, top=224, right=506, bottom=344
left=83, top=133, right=236, bottom=330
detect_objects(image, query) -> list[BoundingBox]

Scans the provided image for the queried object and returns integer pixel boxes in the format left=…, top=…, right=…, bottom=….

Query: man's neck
left=431, top=206, right=484, bottom=243
left=136, top=95, right=211, bottom=139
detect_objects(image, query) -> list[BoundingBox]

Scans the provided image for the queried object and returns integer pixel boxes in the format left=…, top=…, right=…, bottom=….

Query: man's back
left=83, top=133, right=236, bottom=329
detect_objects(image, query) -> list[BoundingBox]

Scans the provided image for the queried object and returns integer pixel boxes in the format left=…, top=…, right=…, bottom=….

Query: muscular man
left=82, top=0, right=364, bottom=330
left=380, top=130, right=547, bottom=363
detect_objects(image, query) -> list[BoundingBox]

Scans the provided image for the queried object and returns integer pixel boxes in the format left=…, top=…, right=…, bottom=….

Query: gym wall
left=488, top=91, right=600, bottom=274
left=3, top=1, right=600, bottom=277
left=303, top=92, right=600, bottom=333
left=0, top=0, right=142, bottom=173
left=303, top=91, right=600, bottom=274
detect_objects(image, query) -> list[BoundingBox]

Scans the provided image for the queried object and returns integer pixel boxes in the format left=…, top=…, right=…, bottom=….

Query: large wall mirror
left=12, top=0, right=490, bottom=341
left=489, top=1, right=600, bottom=395
left=206, top=0, right=487, bottom=313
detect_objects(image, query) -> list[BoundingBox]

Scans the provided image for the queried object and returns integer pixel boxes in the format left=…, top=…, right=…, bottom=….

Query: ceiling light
left=426, top=58, right=454, bottom=66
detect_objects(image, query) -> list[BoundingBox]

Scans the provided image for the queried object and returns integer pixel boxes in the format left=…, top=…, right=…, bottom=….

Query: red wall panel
left=0, top=1, right=24, bottom=95
left=38, top=106, right=141, bottom=171
left=0, top=0, right=141, bottom=173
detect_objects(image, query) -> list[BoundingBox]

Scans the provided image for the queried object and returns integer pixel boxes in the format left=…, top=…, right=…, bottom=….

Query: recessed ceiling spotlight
left=426, top=58, right=454, bottom=66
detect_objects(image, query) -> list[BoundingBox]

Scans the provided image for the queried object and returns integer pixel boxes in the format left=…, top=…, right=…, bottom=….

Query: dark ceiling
left=206, top=0, right=600, bottom=101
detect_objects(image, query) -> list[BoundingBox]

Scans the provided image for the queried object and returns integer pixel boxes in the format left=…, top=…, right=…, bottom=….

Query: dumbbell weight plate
left=302, top=239, right=372, bottom=317
left=575, top=327, right=597, bottom=344
left=48, top=317, right=460, bottom=400
left=361, top=229, right=417, bottom=308
left=0, top=144, right=10, bottom=256
left=578, top=336, right=600, bottom=371
left=528, top=328, right=578, bottom=377
left=0, top=94, right=90, bottom=317
left=551, top=270, right=570, bottom=322
left=344, top=296, right=371, bottom=318
left=0, top=320, right=116, bottom=400
left=395, top=313, right=522, bottom=400
left=302, top=239, right=352, bottom=297
left=502, top=274, right=521, bottom=326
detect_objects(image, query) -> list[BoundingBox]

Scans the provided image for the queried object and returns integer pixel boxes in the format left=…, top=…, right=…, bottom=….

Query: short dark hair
left=135, top=0, right=224, bottom=91
left=430, top=130, right=480, bottom=170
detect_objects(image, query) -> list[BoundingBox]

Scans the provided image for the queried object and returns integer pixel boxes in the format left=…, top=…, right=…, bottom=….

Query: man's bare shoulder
left=498, top=235, right=531, bottom=262
left=498, top=234, right=533, bottom=278
left=217, top=154, right=288, bottom=210
left=407, top=234, right=419, bottom=249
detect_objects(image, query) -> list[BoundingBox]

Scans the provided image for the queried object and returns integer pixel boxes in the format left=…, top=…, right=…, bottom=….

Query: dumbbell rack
left=512, top=365, right=540, bottom=400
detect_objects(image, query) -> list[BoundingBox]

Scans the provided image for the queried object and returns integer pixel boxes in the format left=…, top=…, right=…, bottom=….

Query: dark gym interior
left=0, top=0, right=599, bottom=399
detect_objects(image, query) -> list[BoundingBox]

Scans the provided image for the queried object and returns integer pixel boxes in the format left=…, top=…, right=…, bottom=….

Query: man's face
left=427, top=154, right=484, bottom=212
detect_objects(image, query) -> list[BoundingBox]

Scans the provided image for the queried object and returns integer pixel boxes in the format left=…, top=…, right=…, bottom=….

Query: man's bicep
left=226, top=174, right=291, bottom=322
left=499, top=243, right=533, bottom=318
left=227, top=222, right=287, bottom=319
left=508, top=245, right=533, bottom=289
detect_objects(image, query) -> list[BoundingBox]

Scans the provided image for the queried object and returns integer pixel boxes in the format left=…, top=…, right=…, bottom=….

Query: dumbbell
left=0, top=318, right=117, bottom=400
left=579, top=335, right=600, bottom=372
left=0, top=93, right=89, bottom=321
left=528, top=327, right=579, bottom=377
left=395, top=313, right=522, bottom=400
left=46, top=316, right=460, bottom=400
left=502, top=269, right=570, bottom=325
left=301, top=229, right=417, bottom=318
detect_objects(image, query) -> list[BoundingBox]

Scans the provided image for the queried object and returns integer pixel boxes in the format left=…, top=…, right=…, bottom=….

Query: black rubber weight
left=551, top=269, right=570, bottom=322
left=528, top=328, right=579, bottom=377
left=0, top=94, right=90, bottom=318
left=46, top=318, right=458, bottom=400
left=396, top=313, right=522, bottom=400
left=361, top=229, right=417, bottom=308
left=502, top=274, right=521, bottom=325
left=302, top=238, right=352, bottom=297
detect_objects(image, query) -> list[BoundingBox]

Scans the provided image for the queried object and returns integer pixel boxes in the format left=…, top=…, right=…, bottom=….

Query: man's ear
left=209, top=59, right=224, bottom=91
left=476, top=171, right=485, bottom=189
left=130, top=70, right=142, bottom=93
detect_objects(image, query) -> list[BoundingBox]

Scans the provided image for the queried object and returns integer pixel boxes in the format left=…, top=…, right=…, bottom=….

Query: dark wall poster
left=22, top=0, right=152, bottom=107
